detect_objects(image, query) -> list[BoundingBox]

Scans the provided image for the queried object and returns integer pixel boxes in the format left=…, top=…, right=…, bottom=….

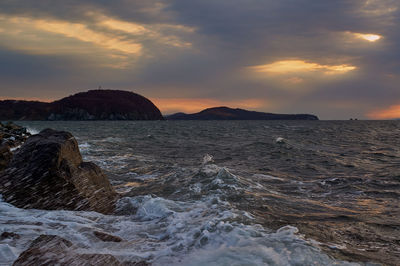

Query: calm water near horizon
left=1, top=120, right=399, bottom=265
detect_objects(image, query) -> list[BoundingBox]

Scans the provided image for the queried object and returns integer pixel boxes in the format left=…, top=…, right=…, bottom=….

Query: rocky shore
left=0, top=123, right=147, bottom=265
left=0, top=122, right=30, bottom=171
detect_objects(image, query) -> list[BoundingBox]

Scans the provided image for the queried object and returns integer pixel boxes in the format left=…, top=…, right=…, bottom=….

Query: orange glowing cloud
left=367, top=104, right=400, bottom=119
left=150, top=98, right=266, bottom=114
left=98, top=17, right=194, bottom=48
left=0, top=15, right=142, bottom=55
left=249, top=60, right=356, bottom=75
left=0, top=13, right=194, bottom=68
left=35, top=20, right=143, bottom=55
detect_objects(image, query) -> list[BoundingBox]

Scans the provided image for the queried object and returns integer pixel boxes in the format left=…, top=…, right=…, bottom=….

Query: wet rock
left=0, top=122, right=29, bottom=149
left=0, top=129, right=117, bottom=214
left=0, top=143, right=12, bottom=171
left=13, top=235, right=121, bottom=266
left=94, top=231, right=123, bottom=242
left=4, top=121, right=22, bottom=131
left=121, top=262, right=150, bottom=266
left=0, top=232, right=20, bottom=240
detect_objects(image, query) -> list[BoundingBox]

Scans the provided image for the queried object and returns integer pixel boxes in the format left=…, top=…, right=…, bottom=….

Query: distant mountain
left=0, top=90, right=163, bottom=121
left=167, top=107, right=318, bottom=120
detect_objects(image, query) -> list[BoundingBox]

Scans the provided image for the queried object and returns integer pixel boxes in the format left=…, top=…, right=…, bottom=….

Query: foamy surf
left=7, top=120, right=398, bottom=265
left=0, top=193, right=362, bottom=266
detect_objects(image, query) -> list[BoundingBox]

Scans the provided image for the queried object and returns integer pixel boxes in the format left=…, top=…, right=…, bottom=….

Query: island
left=166, top=106, right=319, bottom=120
left=0, top=90, right=163, bottom=121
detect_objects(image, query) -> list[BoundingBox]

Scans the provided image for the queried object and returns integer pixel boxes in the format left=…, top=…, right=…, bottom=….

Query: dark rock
left=0, top=90, right=163, bottom=121
left=93, top=231, right=123, bottom=242
left=0, top=122, right=30, bottom=149
left=121, top=262, right=150, bottom=266
left=167, top=106, right=319, bottom=120
left=13, top=235, right=121, bottom=266
left=0, top=231, right=20, bottom=240
left=0, top=129, right=117, bottom=214
left=5, top=121, right=22, bottom=131
left=0, top=143, right=12, bottom=171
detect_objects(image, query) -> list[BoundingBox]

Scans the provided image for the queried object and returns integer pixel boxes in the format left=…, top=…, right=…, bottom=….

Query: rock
left=0, top=129, right=117, bottom=214
left=0, top=143, right=12, bottom=171
left=93, top=231, right=123, bottom=242
left=13, top=235, right=121, bottom=266
left=0, top=122, right=29, bottom=148
left=122, top=262, right=150, bottom=266
left=5, top=122, right=21, bottom=131
left=0, top=232, right=20, bottom=240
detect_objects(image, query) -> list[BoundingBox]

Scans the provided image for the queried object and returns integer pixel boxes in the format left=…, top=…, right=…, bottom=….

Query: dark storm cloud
left=0, top=0, right=399, bottom=118
left=0, top=0, right=170, bottom=23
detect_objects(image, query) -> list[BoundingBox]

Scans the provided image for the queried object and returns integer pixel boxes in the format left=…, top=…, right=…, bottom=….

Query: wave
left=0, top=194, right=359, bottom=266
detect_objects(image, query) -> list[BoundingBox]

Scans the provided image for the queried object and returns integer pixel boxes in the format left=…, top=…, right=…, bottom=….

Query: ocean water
left=1, top=120, right=399, bottom=265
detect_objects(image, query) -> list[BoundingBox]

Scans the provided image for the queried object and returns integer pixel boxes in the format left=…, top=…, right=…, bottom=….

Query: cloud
left=0, top=11, right=194, bottom=68
left=249, top=60, right=356, bottom=75
left=35, top=18, right=143, bottom=55
left=0, top=0, right=400, bottom=119
left=352, top=33, right=382, bottom=42
left=97, top=16, right=194, bottom=48
left=367, top=104, right=400, bottom=119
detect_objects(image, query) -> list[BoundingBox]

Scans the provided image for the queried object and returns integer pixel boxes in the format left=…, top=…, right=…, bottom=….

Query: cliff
left=0, top=90, right=163, bottom=121
left=167, top=107, right=319, bottom=120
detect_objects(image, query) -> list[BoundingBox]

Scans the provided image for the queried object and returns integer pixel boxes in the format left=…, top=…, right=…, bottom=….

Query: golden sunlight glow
left=353, top=33, right=382, bottom=42
left=100, top=19, right=147, bottom=34
left=151, top=98, right=266, bottom=114
left=367, top=104, right=400, bottom=119
left=250, top=60, right=356, bottom=75
left=0, top=15, right=142, bottom=55
left=98, top=16, right=194, bottom=48
left=0, top=13, right=194, bottom=67
left=34, top=20, right=142, bottom=54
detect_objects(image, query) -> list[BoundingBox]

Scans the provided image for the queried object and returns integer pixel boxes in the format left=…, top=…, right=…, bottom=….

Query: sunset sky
left=0, top=0, right=399, bottom=119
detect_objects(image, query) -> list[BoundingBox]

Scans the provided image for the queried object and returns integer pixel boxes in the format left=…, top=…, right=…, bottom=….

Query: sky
left=0, top=0, right=399, bottom=119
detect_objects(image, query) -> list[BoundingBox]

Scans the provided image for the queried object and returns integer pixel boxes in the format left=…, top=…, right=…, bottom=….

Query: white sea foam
left=202, top=154, right=214, bottom=165
left=25, top=127, right=40, bottom=135
left=10, top=145, right=21, bottom=152
left=0, top=194, right=361, bottom=266
left=0, top=244, right=18, bottom=264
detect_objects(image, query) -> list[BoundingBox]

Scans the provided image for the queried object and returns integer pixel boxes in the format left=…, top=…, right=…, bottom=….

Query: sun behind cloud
left=353, top=33, right=382, bottom=42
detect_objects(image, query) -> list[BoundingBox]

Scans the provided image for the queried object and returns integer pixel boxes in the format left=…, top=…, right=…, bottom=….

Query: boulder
left=1, top=232, right=20, bottom=240
left=93, top=231, right=123, bottom=242
left=0, top=129, right=117, bottom=214
left=13, top=235, right=121, bottom=266
left=0, top=122, right=29, bottom=148
left=0, top=143, right=12, bottom=171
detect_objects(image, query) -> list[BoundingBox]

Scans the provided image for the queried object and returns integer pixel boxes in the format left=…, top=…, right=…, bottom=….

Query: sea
left=1, top=120, right=399, bottom=265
